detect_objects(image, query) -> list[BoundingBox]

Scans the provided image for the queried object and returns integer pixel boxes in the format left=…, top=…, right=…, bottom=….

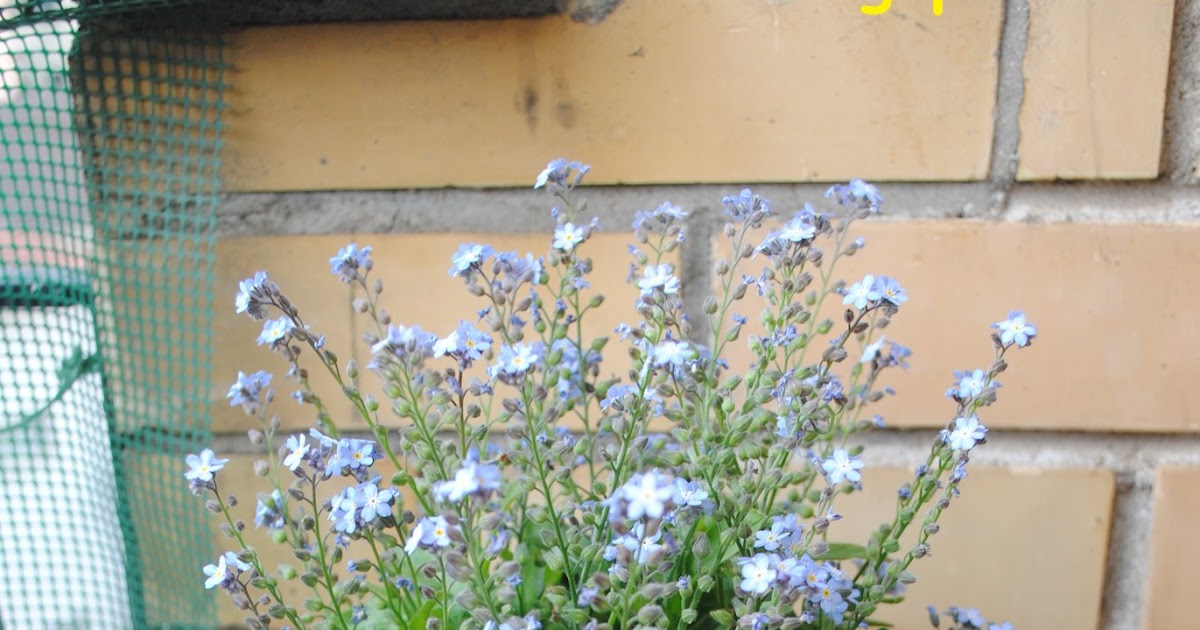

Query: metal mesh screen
left=0, top=1, right=224, bottom=626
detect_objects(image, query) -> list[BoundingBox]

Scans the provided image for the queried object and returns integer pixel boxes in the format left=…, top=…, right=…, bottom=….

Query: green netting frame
left=1, top=2, right=224, bottom=627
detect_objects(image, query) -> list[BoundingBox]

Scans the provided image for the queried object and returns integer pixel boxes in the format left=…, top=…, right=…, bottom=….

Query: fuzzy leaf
left=816, top=542, right=869, bottom=561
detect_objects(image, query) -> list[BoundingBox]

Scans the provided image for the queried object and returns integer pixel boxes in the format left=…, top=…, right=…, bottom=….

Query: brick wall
left=203, top=1, right=1200, bottom=627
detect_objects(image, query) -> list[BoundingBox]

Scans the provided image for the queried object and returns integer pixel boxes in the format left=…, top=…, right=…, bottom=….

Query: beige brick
left=212, top=237, right=357, bottom=433
left=1018, top=0, right=1174, bottom=179
left=223, top=1, right=1001, bottom=191
left=1144, top=466, right=1200, bottom=630
left=715, top=219, right=1200, bottom=431
left=209, top=454, right=411, bottom=627
left=834, top=466, right=1113, bottom=629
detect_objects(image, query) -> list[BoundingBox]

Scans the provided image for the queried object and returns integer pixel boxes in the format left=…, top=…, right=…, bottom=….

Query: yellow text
left=861, top=1, right=944, bottom=16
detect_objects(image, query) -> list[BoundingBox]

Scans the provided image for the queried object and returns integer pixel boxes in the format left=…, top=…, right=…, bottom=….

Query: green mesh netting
left=0, top=2, right=224, bottom=626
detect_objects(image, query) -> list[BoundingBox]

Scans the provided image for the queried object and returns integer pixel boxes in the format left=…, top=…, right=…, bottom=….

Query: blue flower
left=815, top=588, right=849, bottom=623
left=234, top=271, right=275, bottom=320
left=993, top=310, right=1037, bottom=347
left=777, top=214, right=817, bottom=243
left=283, top=434, right=310, bottom=471
left=738, top=554, right=777, bottom=595
left=405, top=516, right=452, bottom=554
left=754, top=521, right=790, bottom=551
left=637, top=263, right=680, bottom=297
left=671, top=478, right=709, bottom=509
left=632, top=201, right=689, bottom=231
left=355, top=483, right=396, bottom=522
left=226, top=370, right=272, bottom=414
left=756, top=208, right=818, bottom=255
left=185, top=449, right=229, bottom=482
left=821, top=449, right=864, bottom=485
left=617, top=522, right=664, bottom=564
left=943, top=415, right=987, bottom=451
left=534, top=158, right=589, bottom=189
left=433, top=321, right=493, bottom=368
left=722, top=188, right=770, bottom=221
left=433, top=457, right=502, bottom=503
left=256, top=316, right=296, bottom=347
left=329, top=487, right=361, bottom=534
left=255, top=490, right=285, bottom=530
left=825, top=178, right=883, bottom=211
left=860, top=336, right=886, bottom=364
left=873, top=275, right=908, bottom=306
left=322, top=438, right=378, bottom=479
left=651, top=341, right=693, bottom=368
left=449, top=243, right=494, bottom=277
left=490, top=343, right=543, bottom=381
left=329, top=243, right=372, bottom=283
left=820, top=376, right=845, bottom=402
left=577, top=586, right=599, bottom=608
left=884, top=341, right=912, bottom=369
left=370, top=324, right=437, bottom=362
left=203, top=552, right=250, bottom=592
left=620, top=471, right=673, bottom=520
left=553, top=222, right=586, bottom=252
left=954, top=607, right=987, bottom=628
left=600, top=383, right=633, bottom=411
left=950, top=369, right=996, bottom=400
left=842, top=274, right=880, bottom=310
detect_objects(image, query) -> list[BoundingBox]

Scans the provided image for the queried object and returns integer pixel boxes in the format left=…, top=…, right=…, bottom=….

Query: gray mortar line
left=210, top=429, right=1200, bottom=470
left=1004, top=183, right=1200, bottom=223
left=1099, top=469, right=1155, bottom=630
left=984, top=0, right=1030, bottom=214
left=218, top=181, right=1200, bottom=238
left=1160, top=0, right=1200, bottom=184
left=681, top=202, right=714, bottom=345
left=217, top=183, right=988, bottom=237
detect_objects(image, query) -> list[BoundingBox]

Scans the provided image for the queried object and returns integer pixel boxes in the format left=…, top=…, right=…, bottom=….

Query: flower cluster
left=189, top=160, right=1030, bottom=630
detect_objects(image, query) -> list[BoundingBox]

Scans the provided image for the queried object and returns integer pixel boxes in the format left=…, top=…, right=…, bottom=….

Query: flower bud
left=637, top=605, right=663, bottom=625
left=253, top=460, right=270, bottom=477
left=639, top=583, right=663, bottom=599
left=205, top=499, right=221, bottom=514
left=247, top=429, right=265, bottom=445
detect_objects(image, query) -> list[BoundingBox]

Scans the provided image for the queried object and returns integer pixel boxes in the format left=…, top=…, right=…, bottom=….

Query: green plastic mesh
left=0, top=2, right=224, bottom=626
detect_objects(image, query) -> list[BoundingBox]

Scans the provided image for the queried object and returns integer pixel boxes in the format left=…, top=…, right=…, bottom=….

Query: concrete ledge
left=216, top=183, right=994, bottom=236
left=217, top=182, right=1200, bottom=237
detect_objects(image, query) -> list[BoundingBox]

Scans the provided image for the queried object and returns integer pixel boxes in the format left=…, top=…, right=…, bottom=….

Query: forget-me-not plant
left=189, top=159, right=1032, bottom=630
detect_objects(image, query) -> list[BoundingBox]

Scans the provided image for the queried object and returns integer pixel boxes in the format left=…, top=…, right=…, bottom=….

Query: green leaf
left=816, top=542, right=869, bottom=561
left=408, top=600, right=436, bottom=630
left=864, top=619, right=895, bottom=628
left=710, top=609, right=735, bottom=627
